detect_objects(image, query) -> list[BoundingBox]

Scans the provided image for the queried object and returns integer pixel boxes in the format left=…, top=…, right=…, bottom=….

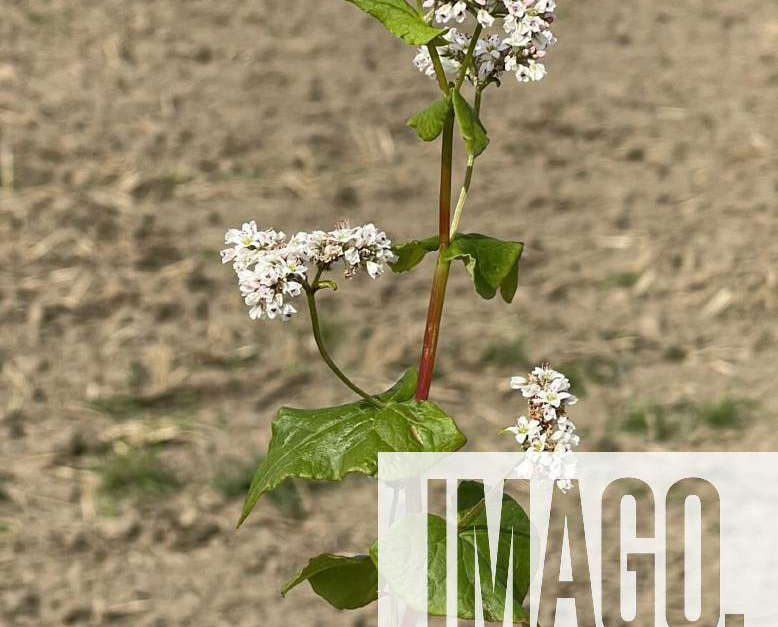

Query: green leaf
left=369, top=481, right=531, bottom=623
left=444, top=481, right=531, bottom=623
left=443, top=233, right=523, bottom=303
left=407, top=98, right=452, bottom=142
left=451, top=90, right=489, bottom=157
left=390, top=236, right=440, bottom=273
left=238, top=368, right=466, bottom=526
left=344, top=0, right=446, bottom=45
left=282, top=554, right=378, bottom=610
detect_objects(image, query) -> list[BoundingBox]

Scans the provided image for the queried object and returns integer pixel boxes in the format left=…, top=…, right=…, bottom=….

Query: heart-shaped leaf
left=407, top=98, right=452, bottom=142
left=443, top=233, right=523, bottom=303
left=366, top=481, right=530, bottom=622
left=452, top=90, right=489, bottom=157
left=344, top=0, right=446, bottom=45
left=238, top=368, right=466, bottom=526
left=289, top=483, right=530, bottom=621
left=447, top=481, right=531, bottom=623
left=390, top=236, right=440, bottom=273
left=282, top=554, right=378, bottom=610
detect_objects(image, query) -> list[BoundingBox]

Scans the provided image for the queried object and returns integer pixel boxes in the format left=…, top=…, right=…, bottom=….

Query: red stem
left=416, top=113, right=455, bottom=400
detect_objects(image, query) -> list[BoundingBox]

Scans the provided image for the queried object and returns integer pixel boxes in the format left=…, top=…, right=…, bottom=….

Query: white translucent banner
left=378, top=452, right=777, bottom=626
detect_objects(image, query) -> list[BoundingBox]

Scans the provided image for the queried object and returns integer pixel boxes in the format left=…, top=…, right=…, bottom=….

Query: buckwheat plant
left=222, top=0, right=571, bottom=621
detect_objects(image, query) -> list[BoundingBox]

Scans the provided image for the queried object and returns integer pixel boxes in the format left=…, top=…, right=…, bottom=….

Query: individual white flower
left=510, top=375, right=527, bottom=389
left=284, top=281, right=303, bottom=297
left=537, top=388, right=571, bottom=407
left=344, top=247, right=360, bottom=266
left=534, top=0, right=556, bottom=13
left=477, top=9, right=495, bottom=27
left=366, top=260, right=382, bottom=278
left=440, top=54, right=462, bottom=75
left=220, top=247, right=237, bottom=264
left=519, top=383, right=541, bottom=398
left=534, top=29, right=557, bottom=50
left=452, top=1, right=468, bottom=22
left=435, top=2, right=454, bottom=22
left=505, top=415, right=540, bottom=444
left=529, top=433, right=547, bottom=452
left=549, top=375, right=570, bottom=392
left=280, top=303, right=296, bottom=321
left=413, top=47, right=436, bottom=77
left=531, top=365, right=563, bottom=382
left=516, top=60, right=546, bottom=82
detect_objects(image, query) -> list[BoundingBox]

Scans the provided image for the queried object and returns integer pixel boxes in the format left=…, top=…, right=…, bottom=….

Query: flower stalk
left=450, top=88, right=484, bottom=237
left=304, top=279, right=383, bottom=408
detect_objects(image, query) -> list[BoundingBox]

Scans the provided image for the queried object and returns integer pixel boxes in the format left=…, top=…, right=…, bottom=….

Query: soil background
left=1, top=0, right=777, bottom=625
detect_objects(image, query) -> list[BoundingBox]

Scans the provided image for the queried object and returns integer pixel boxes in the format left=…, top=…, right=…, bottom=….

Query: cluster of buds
left=221, top=221, right=396, bottom=321
left=414, top=0, right=557, bottom=85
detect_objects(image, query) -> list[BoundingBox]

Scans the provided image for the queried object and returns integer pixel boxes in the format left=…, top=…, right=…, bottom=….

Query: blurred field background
left=1, top=0, right=777, bottom=625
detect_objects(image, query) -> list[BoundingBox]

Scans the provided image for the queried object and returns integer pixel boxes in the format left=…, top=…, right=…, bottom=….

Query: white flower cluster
left=506, top=365, right=579, bottom=453
left=302, top=223, right=396, bottom=279
left=221, top=221, right=396, bottom=322
left=505, top=365, right=580, bottom=491
left=414, top=0, right=557, bottom=85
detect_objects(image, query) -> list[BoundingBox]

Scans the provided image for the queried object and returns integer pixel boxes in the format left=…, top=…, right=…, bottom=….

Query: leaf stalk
left=449, top=87, right=484, bottom=238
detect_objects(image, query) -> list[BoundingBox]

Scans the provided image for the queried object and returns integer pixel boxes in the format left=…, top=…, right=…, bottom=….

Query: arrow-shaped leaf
left=452, top=90, right=489, bottom=157
left=282, top=554, right=378, bottom=610
left=344, top=0, right=446, bottom=45
left=407, top=98, right=452, bottom=142
left=238, top=368, right=466, bottom=526
left=292, top=482, right=530, bottom=621
left=443, top=233, right=523, bottom=303
left=390, top=235, right=440, bottom=273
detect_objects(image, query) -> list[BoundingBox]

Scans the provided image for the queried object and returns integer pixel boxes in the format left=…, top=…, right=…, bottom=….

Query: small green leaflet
left=407, top=98, right=452, bottom=142
left=390, top=235, right=439, bottom=273
left=238, top=368, right=466, bottom=526
left=344, top=0, right=446, bottom=45
left=444, top=233, right=523, bottom=302
left=282, top=554, right=377, bottom=610
left=452, top=90, right=489, bottom=157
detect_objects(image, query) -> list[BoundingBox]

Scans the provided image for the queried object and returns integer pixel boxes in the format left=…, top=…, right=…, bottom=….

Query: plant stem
left=449, top=88, right=484, bottom=238
left=416, top=113, right=455, bottom=401
left=438, top=114, right=455, bottom=248
left=304, top=285, right=383, bottom=407
left=416, top=25, right=486, bottom=402
left=416, top=256, right=452, bottom=400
